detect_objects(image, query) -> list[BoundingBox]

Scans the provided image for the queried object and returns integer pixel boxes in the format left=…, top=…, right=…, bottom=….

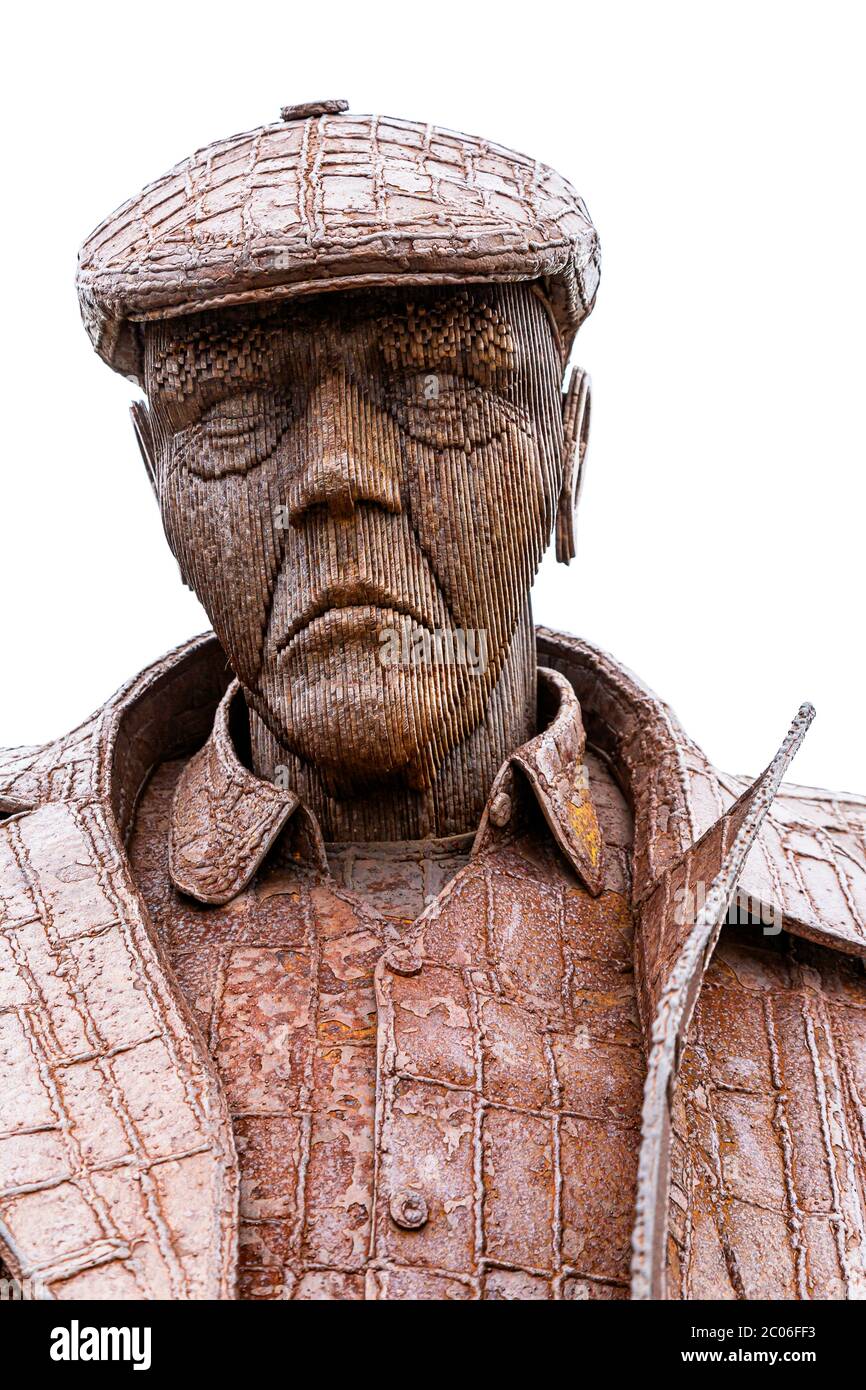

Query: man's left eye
left=389, top=375, right=524, bottom=449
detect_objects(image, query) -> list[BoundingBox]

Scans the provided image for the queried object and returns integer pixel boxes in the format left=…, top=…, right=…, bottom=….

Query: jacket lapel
left=630, top=704, right=815, bottom=1299
left=0, top=636, right=238, bottom=1300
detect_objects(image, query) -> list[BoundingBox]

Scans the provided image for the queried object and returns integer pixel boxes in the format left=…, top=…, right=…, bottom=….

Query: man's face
left=142, top=283, right=564, bottom=795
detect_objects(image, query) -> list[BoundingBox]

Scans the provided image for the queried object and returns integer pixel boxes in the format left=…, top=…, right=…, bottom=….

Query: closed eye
left=170, top=388, right=293, bottom=479
left=387, top=373, right=529, bottom=450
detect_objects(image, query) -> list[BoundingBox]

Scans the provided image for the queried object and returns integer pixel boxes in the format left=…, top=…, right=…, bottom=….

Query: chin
left=259, top=645, right=485, bottom=795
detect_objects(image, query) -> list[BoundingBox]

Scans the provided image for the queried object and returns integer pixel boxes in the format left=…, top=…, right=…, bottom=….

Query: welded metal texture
left=1, top=102, right=864, bottom=1301
left=76, top=103, right=600, bottom=381
left=630, top=704, right=816, bottom=1299
left=1, top=635, right=864, bottom=1298
left=0, top=642, right=238, bottom=1298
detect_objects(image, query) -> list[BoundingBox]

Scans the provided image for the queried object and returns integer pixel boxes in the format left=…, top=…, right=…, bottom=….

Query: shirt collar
left=168, top=666, right=605, bottom=906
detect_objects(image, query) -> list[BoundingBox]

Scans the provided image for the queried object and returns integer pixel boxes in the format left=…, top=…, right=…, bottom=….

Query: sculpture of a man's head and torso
left=1, top=102, right=865, bottom=1302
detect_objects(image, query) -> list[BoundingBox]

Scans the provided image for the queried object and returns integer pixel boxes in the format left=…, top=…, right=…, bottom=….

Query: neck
left=248, top=610, right=537, bottom=841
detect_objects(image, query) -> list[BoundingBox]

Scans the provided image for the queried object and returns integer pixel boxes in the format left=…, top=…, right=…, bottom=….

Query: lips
left=274, top=580, right=435, bottom=658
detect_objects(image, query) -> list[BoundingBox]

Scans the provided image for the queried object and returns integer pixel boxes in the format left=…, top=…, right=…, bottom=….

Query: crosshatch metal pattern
left=76, top=111, right=600, bottom=380
left=2, top=632, right=864, bottom=1298
left=0, top=648, right=238, bottom=1298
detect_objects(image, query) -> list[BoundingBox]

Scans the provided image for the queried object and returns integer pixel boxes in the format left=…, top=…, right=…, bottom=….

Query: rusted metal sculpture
left=1, top=102, right=864, bottom=1301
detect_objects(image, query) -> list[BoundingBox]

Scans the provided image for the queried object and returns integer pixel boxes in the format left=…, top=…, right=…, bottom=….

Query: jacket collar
left=168, top=666, right=606, bottom=906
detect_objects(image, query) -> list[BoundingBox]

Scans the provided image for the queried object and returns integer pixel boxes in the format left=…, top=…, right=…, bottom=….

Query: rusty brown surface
left=1, top=102, right=864, bottom=1301
left=76, top=106, right=599, bottom=381
left=135, top=280, right=570, bottom=847
left=0, top=651, right=238, bottom=1298
left=631, top=704, right=818, bottom=1298
left=2, top=633, right=864, bottom=1298
left=669, top=925, right=866, bottom=1298
left=539, top=630, right=866, bottom=961
left=126, top=663, right=638, bottom=1298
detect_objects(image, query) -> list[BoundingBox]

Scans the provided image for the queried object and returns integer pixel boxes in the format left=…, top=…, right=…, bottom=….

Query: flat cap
left=77, top=104, right=600, bottom=383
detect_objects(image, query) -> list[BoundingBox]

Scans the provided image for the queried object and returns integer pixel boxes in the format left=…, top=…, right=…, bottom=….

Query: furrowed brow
left=380, top=293, right=516, bottom=381
left=145, top=313, right=286, bottom=397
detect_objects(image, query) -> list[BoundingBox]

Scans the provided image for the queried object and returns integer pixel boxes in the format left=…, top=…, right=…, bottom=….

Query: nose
left=287, top=367, right=402, bottom=525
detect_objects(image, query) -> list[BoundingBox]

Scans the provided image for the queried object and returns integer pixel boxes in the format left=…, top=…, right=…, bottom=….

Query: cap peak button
left=281, top=99, right=349, bottom=122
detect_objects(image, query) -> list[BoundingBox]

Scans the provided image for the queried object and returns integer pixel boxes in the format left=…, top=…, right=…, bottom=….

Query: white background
left=1, top=1, right=863, bottom=791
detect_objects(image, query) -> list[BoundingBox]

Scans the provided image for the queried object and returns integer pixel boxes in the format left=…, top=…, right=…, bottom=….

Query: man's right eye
left=168, top=389, right=293, bottom=479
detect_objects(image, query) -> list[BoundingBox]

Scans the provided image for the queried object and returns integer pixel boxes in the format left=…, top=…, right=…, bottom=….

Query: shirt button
left=383, top=945, right=423, bottom=976
left=390, top=1189, right=429, bottom=1230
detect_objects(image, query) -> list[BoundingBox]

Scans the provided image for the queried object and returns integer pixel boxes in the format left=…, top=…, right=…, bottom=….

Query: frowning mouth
left=274, top=581, right=436, bottom=657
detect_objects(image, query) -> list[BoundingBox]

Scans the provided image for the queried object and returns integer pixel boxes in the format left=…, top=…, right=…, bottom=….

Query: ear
left=130, top=399, right=159, bottom=498
left=556, top=367, right=591, bottom=565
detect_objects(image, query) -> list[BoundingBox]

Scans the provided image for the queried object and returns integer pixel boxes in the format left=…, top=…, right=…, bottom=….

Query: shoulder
left=537, top=625, right=866, bottom=956
left=721, top=771, right=866, bottom=954
left=0, top=632, right=229, bottom=822
left=0, top=633, right=238, bottom=1299
left=0, top=717, right=104, bottom=817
